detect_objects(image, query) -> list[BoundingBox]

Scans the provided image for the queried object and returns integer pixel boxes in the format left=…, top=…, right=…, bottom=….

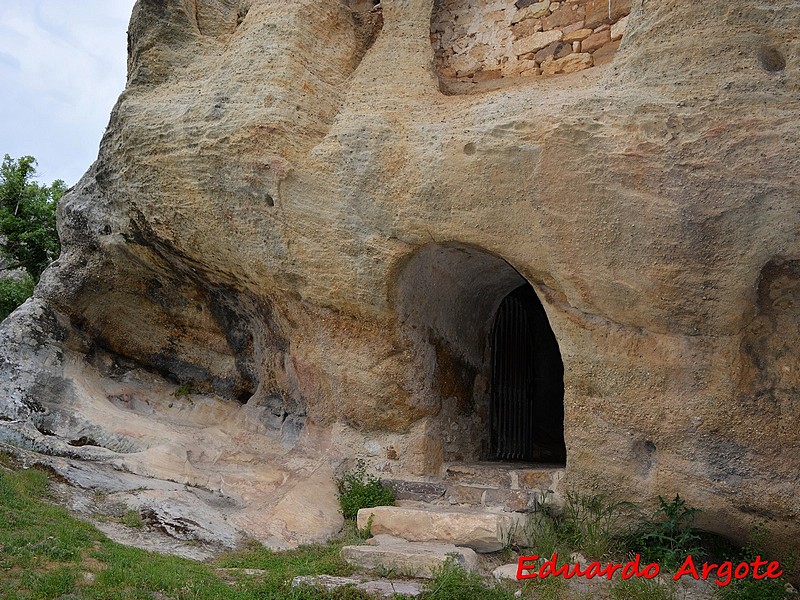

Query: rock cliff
left=0, top=0, right=798, bottom=565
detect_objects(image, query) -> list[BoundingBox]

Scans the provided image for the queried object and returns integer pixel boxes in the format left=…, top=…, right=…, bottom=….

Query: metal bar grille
left=489, top=290, right=536, bottom=461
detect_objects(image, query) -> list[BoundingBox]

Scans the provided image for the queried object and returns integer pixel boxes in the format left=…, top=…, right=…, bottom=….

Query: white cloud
left=0, top=0, right=136, bottom=186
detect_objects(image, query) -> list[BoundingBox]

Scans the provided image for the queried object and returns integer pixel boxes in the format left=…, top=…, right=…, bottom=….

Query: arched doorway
left=490, top=283, right=566, bottom=463
left=393, top=242, right=566, bottom=467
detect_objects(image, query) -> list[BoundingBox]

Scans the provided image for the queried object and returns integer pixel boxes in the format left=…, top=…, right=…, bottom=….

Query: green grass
left=2, top=459, right=794, bottom=600
left=610, top=576, right=677, bottom=600
left=0, top=464, right=386, bottom=600
left=424, top=560, right=513, bottom=600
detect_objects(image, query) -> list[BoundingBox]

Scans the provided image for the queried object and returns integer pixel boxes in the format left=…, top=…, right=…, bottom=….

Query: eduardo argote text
left=516, top=553, right=783, bottom=587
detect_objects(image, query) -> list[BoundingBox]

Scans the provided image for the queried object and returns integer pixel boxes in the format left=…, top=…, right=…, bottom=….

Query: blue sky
left=0, top=0, right=136, bottom=187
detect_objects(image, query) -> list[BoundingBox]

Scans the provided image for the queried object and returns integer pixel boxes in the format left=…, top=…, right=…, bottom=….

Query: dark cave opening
left=394, top=242, right=565, bottom=465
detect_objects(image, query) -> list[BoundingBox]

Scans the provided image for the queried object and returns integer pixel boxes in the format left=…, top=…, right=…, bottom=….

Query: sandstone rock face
left=0, top=0, right=798, bottom=574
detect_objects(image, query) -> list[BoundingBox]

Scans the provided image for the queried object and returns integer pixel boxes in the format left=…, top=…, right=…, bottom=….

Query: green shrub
left=630, top=494, right=703, bottom=571
left=715, top=523, right=795, bottom=600
left=0, top=155, right=63, bottom=282
left=559, top=491, right=635, bottom=559
left=0, top=275, right=34, bottom=320
left=335, top=460, right=395, bottom=520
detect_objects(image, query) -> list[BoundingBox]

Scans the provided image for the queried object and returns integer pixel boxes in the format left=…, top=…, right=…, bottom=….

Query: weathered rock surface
left=0, top=0, right=798, bottom=578
left=292, top=575, right=424, bottom=598
left=341, top=534, right=477, bottom=578
left=357, top=506, right=526, bottom=552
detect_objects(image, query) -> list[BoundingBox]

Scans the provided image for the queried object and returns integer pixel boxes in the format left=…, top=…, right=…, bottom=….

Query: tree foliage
left=0, top=155, right=64, bottom=320
left=0, top=154, right=63, bottom=282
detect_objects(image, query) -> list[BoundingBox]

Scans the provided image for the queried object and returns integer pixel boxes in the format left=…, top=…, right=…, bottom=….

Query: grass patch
left=424, top=559, right=513, bottom=600
left=610, top=576, right=677, bottom=600
left=2, top=462, right=795, bottom=600
left=335, top=460, right=395, bottom=520
left=121, top=509, right=143, bottom=528
left=0, top=467, right=387, bottom=600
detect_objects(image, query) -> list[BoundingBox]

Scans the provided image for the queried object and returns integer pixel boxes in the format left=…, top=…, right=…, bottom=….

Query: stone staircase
left=340, top=462, right=565, bottom=579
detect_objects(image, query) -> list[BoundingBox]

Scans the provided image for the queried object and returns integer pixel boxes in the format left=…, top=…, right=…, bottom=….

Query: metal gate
left=489, top=286, right=537, bottom=461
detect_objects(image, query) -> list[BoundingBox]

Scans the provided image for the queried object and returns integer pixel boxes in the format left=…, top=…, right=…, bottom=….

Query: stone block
left=445, top=484, right=486, bottom=504
left=511, top=19, right=542, bottom=39
left=563, top=27, right=593, bottom=42
left=484, top=488, right=537, bottom=512
left=512, top=29, right=563, bottom=56
left=542, top=4, right=585, bottom=30
left=292, top=575, right=362, bottom=591
left=584, top=0, right=631, bottom=29
left=382, top=479, right=446, bottom=502
left=443, top=463, right=513, bottom=487
left=341, top=540, right=478, bottom=578
left=591, top=38, right=620, bottom=65
left=473, top=69, right=503, bottom=82
left=611, top=15, right=628, bottom=40
left=580, top=29, right=610, bottom=53
left=511, top=0, right=551, bottom=24
left=513, top=467, right=564, bottom=489
left=358, top=580, right=424, bottom=598
left=357, top=505, right=525, bottom=552
left=541, top=52, right=592, bottom=75
left=535, top=40, right=573, bottom=63
left=501, top=58, right=540, bottom=77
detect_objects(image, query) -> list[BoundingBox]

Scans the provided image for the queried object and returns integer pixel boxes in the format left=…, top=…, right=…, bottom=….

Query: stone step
left=340, top=534, right=477, bottom=579
left=356, top=504, right=526, bottom=552
left=380, top=479, right=446, bottom=503
left=443, top=483, right=541, bottom=512
left=292, top=574, right=423, bottom=598
left=386, top=479, right=541, bottom=512
left=442, top=462, right=565, bottom=492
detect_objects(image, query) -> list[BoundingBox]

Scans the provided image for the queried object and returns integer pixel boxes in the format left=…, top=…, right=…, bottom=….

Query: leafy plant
left=0, top=274, right=34, bottom=320
left=559, top=491, right=635, bottom=559
left=0, top=155, right=63, bottom=281
left=0, top=155, right=63, bottom=320
left=715, top=522, right=795, bottom=600
left=173, top=383, right=194, bottom=398
left=334, top=460, right=395, bottom=520
left=630, top=494, right=703, bottom=570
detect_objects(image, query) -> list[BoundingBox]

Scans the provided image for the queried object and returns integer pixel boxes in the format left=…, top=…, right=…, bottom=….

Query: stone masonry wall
left=431, top=0, right=630, bottom=91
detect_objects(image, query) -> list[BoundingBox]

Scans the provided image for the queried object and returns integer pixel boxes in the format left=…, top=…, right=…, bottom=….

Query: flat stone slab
left=357, top=505, right=526, bottom=552
left=358, top=580, right=424, bottom=598
left=292, top=575, right=423, bottom=598
left=292, top=575, right=362, bottom=590
left=381, top=479, right=446, bottom=502
left=442, top=462, right=565, bottom=491
left=341, top=539, right=477, bottom=579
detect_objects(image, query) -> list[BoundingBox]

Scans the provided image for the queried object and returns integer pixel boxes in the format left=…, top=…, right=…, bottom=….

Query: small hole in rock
left=236, top=391, right=253, bottom=404
left=463, top=142, right=476, bottom=155
left=757, top=47, right=785, bottom=72
left=68, top=436, right=98, bottom=447
left=265, top=194, right=275, bottom=207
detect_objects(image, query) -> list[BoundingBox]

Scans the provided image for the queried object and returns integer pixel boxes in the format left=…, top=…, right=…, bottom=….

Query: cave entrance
left=489, top=284, right=566, bottom=463
left=394, top=242, right=566, bottom=468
